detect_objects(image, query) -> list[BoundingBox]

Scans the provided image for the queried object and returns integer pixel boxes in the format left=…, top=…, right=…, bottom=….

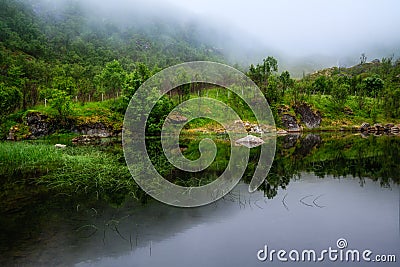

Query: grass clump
left=0, top=142, right=140, bottom=204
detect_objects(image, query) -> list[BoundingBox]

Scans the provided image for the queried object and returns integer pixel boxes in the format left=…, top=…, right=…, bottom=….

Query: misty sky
left=50, top=0, right=400, bottom=72
left=165, top=0, right=400, bottom=59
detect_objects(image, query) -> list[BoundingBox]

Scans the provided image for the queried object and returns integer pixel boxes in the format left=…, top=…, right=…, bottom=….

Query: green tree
left=279, top=70, right=293, bottom=97
left=146, top=96, right=174, bottom=134
left=124, top=62, right=151, bottom=100
left=97, top=60, right=127, bottom=99
left=363, top=75, right=384, bottom=98
left=382, top=85, right=400, bottom=119
left=312, top=76, right=333, bottom=95
left=331, top=82, right=349, bottom=111
left=0, top=83, right=22, bottom=117
left=174, top=67, right=190, bottom=103
left=247, top=56, right=278, bottom=89
left=265, top=75, right=281, bottom=104
left=49, top=89, right=72, bottom=118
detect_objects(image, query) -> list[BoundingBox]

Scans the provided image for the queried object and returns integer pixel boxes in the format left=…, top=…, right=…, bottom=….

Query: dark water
left=0, top=133, right=399, bottom=266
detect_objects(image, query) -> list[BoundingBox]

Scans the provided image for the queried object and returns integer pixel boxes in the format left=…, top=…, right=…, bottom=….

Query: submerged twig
left=282, top=193, right=289, bottom=211
left=114, top=225, right=128, bottom=242
left=313, top=194, right=326, bottom=208
left=254, top=199, right=263, bottom=209
left=75, top=224, right=98, bottom=238
left=300, top=195, right=314, bottom=207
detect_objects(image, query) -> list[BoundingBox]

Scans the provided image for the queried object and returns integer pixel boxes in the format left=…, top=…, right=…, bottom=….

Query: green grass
left=0, top=142, right=64, bottom=178
left=170, top=87, right=257, bottom=124
left=278, top=93, right=400, bottom=129
left=0, top=142, right=139, bottom=203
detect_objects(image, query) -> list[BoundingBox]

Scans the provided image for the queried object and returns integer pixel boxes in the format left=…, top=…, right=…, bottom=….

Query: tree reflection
left=166, top=133, right=399, bottom=199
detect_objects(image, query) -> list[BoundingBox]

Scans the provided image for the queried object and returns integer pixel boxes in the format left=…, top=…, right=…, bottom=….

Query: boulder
left=281, top=114, right=301, bottom=132
left=282, top=134, right=300, bottom=149
left=167, top=113, right=188, bottom=124
left=391, top=126, right=399, bottom=133
left=276, top=130, right=288, bottom=135
left=360, top=122, right=370, bottom=132
left=374, top=123, right=384, bottom=132
left=25, top=112, right=54, bottom=138
left=249, top=125, right=263, bottom=134
left=294, top=103, right=321, bottom=129
left=294, top=134, right=322, bottom=157
left=54, top=144, right=66, bottom=149
left=385, top=123, right=394, bottom=128
left=73, top=122, right=115, bottom=137
left=235, top=135, right=264, bottom=148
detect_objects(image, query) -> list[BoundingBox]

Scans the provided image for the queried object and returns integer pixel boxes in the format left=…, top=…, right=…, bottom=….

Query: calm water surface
left=0, top=133, right=399, bottom=266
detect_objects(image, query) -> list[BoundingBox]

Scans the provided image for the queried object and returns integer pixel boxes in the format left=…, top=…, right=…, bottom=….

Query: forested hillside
left=1, top=0, right=400, bottom=140
left=0, top=0, right=223, bottom=112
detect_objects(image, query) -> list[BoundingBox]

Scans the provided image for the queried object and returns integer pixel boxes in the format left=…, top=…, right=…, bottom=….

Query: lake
left=0, top=133, right=399, bottom=266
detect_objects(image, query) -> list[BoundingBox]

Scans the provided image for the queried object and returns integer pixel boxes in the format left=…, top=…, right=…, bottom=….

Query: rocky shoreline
left=5, top=110, right=400, bottom=145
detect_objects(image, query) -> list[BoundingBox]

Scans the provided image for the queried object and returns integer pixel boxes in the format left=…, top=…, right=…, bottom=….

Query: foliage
left=48, top=89, right=72, bottom=118
left=382, top=85, right=400, bottom=118
left=312, top=76, right=333, bottom=94
left=0, top=0, right=223, bottom=112
left=0, top=82, right=22, bottom=118
left=363, top=75, right=384, bottom=98
left=146, top=95, right=174, bottom=135
left=330, top=79, right=349, bottom=111
left=279, top=70, right=294, bottom=97
left=96, top=60, right=127, bottom=98
left=247, top=56, right=278, bottom=88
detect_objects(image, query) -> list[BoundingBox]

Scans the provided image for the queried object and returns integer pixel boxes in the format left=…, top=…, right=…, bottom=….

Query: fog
left=35, top=0, right=400, bottom=75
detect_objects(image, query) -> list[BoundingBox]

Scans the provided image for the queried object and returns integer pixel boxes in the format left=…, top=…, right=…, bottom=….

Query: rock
left=277, top=105, right=290, bottom=114
left=249, top=125, right=263, bottom=134
left=276, top=130, right=288, bottom=135
left=374, top=123, right=384, bottom=132
left=72, top=122, right=115, bottom=137
left=294, top=134, right=322, bottom=157
left=385, top=123, right=394, bottom=128
left=391, top=126, right=399, bottom=133
left=244, top=122, right=252, bottom=132
left=225, top=120, right=245, bottom=133
left=281, top=114, right=301, bottom=132
left=294, top=103, right=321, bottom=128
left=235, top=135, right=264, bottom=148
left=167, top=113, right=188, bottom=124
left=25, top=112, right=54, bottom=138
left=72, top=135, right=101, bottom=145
left=282, top=134, right=300, bottom=149
left=54, top=144, right=66, bottom=149
left=360, top=122, right=370, bottom=132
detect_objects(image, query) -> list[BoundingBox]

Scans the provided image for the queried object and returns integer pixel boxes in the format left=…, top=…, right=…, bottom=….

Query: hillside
left=1, top=0, right=400, bottom=140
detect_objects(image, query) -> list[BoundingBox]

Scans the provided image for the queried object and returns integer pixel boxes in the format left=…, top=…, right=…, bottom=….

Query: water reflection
left=0, top=133, right=399, bottom=266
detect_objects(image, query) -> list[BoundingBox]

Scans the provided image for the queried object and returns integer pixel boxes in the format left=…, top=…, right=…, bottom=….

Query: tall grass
left=0, top=142, right=140, bottom=202
left=0, top=142, right=63, bottom=178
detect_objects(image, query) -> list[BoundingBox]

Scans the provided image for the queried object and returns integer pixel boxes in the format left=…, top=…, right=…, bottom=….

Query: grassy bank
left=2, top=86, right=400, bottom=140
left=0, top=142, right=138, bottom=205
